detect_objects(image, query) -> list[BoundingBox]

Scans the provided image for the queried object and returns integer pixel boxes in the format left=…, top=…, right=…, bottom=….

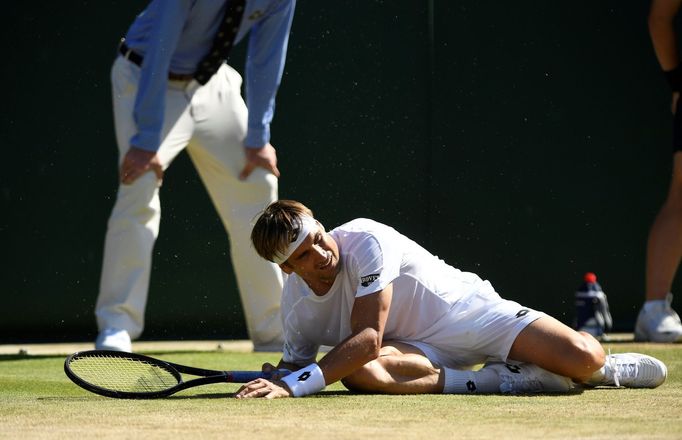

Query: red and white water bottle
left=573, top=272, right=613, bottom=339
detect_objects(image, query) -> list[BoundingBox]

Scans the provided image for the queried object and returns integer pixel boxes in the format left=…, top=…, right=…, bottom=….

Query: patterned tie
left=193, top=0, right=247, bottom=85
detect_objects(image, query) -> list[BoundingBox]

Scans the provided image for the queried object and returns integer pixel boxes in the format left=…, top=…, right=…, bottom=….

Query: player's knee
left=341, top=358, right=390, bottom=393
left=573, top=332, right=606, bottom=374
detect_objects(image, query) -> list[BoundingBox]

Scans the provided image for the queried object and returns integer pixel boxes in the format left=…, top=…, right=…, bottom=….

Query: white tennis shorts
left=399, top=290, right=546, bottom=370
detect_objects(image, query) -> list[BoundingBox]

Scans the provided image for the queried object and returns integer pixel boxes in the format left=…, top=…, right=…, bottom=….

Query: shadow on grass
left=34, top=390, right=354, bottom=401
left=169, top=390, right=353, bottom=400
left=158, top=386, right=585, bottom=400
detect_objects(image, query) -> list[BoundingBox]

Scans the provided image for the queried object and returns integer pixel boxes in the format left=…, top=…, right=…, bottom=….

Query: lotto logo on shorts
left=360, top=274, right=380, bottom=287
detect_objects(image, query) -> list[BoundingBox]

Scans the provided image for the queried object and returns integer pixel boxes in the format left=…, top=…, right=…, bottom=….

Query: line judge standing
left=94, top=0, right=296, bottom=352
left=636, top=0, right=682, bottom=342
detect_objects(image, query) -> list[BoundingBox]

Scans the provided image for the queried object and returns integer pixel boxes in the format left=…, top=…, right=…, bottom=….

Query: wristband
left=664, top=64, right=682, bottom=92
left=281, top=363, right=326, bottom=397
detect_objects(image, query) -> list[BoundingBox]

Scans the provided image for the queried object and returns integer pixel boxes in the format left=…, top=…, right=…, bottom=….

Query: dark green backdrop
left=1, top=1, right=673, bottom=342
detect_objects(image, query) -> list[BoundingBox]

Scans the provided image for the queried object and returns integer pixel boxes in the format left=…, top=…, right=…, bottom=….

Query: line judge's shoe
left=485, top=362, right=574, bottom=394
left=95, top=328, right=132, bottom=352
left=634, top=293, right=682, bottom=343
left=586, top=353, right=667, bottom=389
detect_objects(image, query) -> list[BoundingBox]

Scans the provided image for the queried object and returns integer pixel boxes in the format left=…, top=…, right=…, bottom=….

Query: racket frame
left=64, top=350, right=282, bottom=399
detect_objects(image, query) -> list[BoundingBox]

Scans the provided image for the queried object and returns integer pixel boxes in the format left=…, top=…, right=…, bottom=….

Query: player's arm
left=273, top=284, right=393, bottom=396
left=235, top=284, right=393, bottom=399
left=315, top=284, right=393, bottom=385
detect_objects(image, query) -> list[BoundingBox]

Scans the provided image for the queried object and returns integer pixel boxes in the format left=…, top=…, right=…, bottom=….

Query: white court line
left=0, top=340, right=255, bottom=356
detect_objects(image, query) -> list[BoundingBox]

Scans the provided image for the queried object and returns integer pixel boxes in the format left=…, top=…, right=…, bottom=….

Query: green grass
left=1, top=344, right=682, bottom=439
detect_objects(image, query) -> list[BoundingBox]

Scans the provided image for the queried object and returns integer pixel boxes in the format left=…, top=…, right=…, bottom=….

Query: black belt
left=118, top=40, right=195, bottom=82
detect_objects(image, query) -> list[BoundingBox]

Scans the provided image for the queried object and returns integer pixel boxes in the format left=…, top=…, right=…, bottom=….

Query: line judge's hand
left=239, top=143, right=280, bottom=180
left=120, top=146, right=164, bottom=185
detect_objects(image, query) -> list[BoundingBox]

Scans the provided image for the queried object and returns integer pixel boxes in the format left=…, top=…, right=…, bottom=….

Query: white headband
left=272, top=215, right=319, bottom=265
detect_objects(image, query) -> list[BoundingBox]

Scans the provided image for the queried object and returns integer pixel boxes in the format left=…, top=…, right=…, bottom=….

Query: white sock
left=442, top=367, right=502, bottom=394
left=587, top=365, right=606, bottom=385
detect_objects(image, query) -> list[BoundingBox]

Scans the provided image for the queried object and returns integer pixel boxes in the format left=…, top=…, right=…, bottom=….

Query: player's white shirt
left=281, top=218, right=499, bottom=366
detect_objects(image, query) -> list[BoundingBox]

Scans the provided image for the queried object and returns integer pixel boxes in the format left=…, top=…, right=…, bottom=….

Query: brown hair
left=251, top=200, right=314, bottom=262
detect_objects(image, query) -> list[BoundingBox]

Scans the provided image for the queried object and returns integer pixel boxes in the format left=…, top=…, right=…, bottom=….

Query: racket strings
left=69, top=354, right=179, bottom=393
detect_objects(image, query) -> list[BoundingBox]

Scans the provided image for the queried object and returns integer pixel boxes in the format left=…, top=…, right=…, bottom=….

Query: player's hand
left=239, top=143, right=280, bottom=180
left=120, top=146, right=164, bottom=185
left=235, top=378, right=292, bottom=399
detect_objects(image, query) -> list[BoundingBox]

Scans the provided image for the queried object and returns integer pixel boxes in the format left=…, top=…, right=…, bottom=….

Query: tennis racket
left=64, top=350, right=289, bottom=399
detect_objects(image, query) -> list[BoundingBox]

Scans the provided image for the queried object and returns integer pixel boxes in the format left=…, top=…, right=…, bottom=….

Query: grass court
left=1, top=340, right=681, bottom=439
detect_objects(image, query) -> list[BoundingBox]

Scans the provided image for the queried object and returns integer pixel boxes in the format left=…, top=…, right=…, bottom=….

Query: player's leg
left=341, top=341, right=573, bottom=395
left=343, top=291, right=582, bottom=395
left=95, top=58, right=194, bottom=350
left=507, top=315, right=604, bottom=382
left=508, top=315, right=667, bottom=388
left=187, top=64, right=284, bottom=351
left=340, top=342, right=443, bottom=393
left=636, top=150, right=682, bottom=342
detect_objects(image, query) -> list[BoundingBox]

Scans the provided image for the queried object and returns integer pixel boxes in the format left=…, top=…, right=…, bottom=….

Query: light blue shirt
left=122, top=0, right=296, bottom=151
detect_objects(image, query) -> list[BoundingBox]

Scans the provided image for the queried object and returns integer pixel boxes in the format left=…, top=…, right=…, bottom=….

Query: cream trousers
left=95, top=56, right=283, bottom=349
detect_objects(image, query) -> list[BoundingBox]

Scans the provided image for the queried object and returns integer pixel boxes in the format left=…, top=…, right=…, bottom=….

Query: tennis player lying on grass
left=236, top=200, right=667, bottom=399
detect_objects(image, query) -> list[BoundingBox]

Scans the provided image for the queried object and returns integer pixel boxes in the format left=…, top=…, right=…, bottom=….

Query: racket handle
left=229, top=369, right=292, bottom=383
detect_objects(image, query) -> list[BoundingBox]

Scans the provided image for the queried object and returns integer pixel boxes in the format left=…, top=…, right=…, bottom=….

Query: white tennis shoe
left=485, top=362, right=574, bottom=394
left=586, top=353, right=667, bottom=388
left=634, top=294, right=682, bottom=343
left=95, top=328, right=132, bottom=352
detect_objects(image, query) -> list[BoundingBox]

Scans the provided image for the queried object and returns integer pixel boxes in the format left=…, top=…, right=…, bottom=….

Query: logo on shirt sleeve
left=360, top=274, right=380, bottom=287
